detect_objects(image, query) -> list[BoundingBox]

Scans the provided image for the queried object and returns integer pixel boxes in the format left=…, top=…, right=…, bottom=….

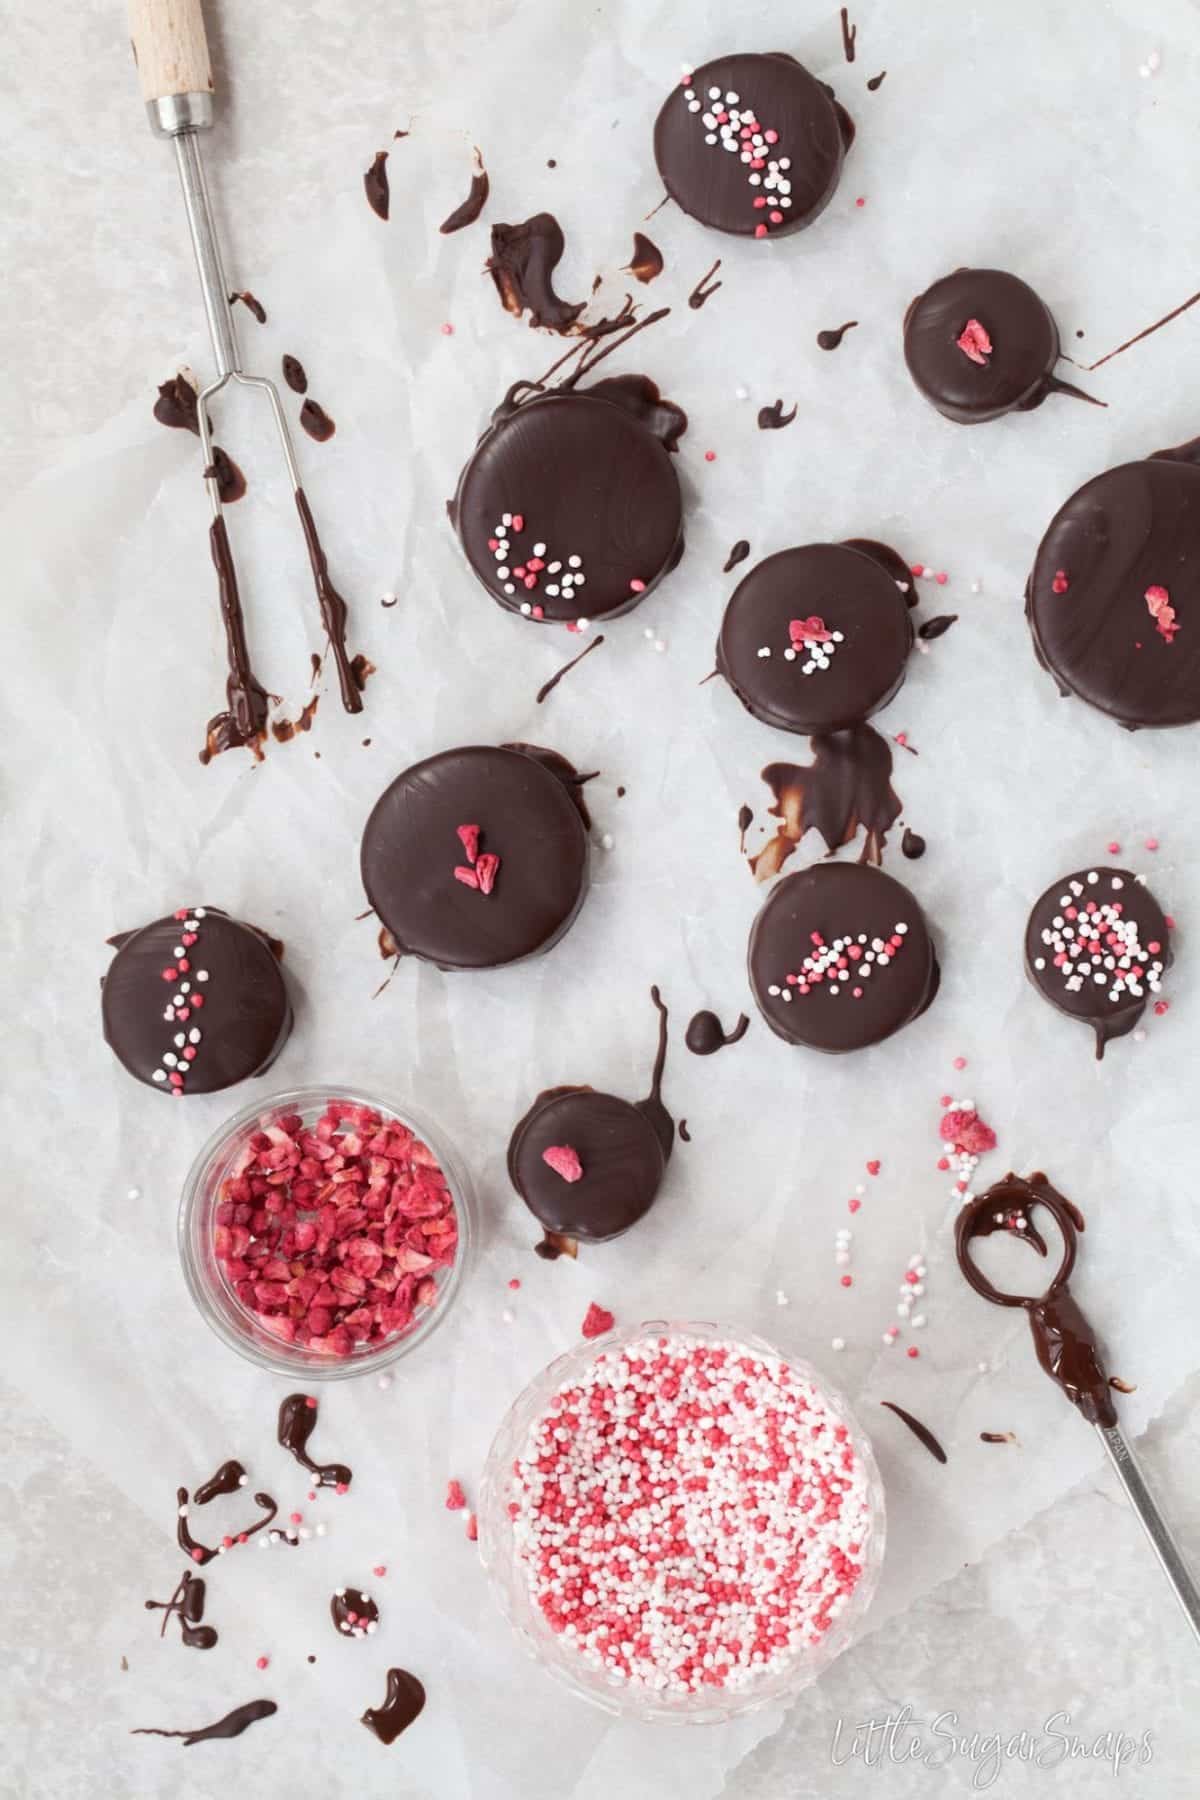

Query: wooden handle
left=128, top=0, right=213, bottom=103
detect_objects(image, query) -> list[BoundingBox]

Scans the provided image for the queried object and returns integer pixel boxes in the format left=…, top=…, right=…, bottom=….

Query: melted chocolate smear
left=536, top=633, right=605, bottom=704
left=295, top=489, right=363, bottom=715
left=737, top=802, right=753, bottom=852
left=361, top=1668, right=426, bottom=1745
left=203, top=446, right=247, bottom=504
left=625, top=231, right=664, bottom=285
left=176, top=1486, right=279, bottom=1563
left=901, top=827, right=926, bottom=860
left=199, top=517, right=270, bottom=765
left=271, top=695, right=320, bottom=743
left=487, top=213, right=586, bottom=333
left=635, top=984, right=674, bottom=1163
left=817, top=320, right=858, bottom=350
left=981, top=1431, right=1018, bottom=1444
left=867, top=70, right=887, bottom=90
left=724, top=539, right=751, bottom=574
left=749, top=726, right=902, bottom=878
left=350, top=653, right=376, bottom=689
left=956, top=1172, right=1117, bottom=1428
left=440, top=149, right=490, bottom=234
left=679, top=1119, right=691, bottom=1141
left=880, top=1401, right=947, bottom=1465
left=132, top=1699, right=277, bottom=1747
left=688, top=259, right=723, bottom=310
left=840, top=6, right=857, bottom=61
left=144, top=1572, right=218, bottom=1649
left=1042, top=372, right=1107, bottom=409
left=277, top=1393, right=353, bottom=1489
left=918, top=613, right=957, bottom=641
left=1110, top=1376, right=1137, bottom=1394
left=299, top=399, right=336, bottom=443
left=229, top=290, right=266, bottom=324
left=757, top=399, right=797, bottom=431
left=685, top=1010, right=749, bottom=1056
left=154, top=375, right=201, bottom=434
left=332, top=1587, right=380, bottom=1636
left=282, top=354, right=308, bottom=395
left=1084, top=289, right=1200, bottom=371
left=194, top=1459, right=247, bottom=1506
left=534, top=1229, right=578, bottom=1261
left=583, top=373, right=687, bottom=453
left=364, top=150, right=390, bottom=221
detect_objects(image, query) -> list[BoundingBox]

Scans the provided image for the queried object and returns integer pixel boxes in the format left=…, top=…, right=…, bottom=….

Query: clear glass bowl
left=179, top=1084, right=475, bottom=1380
left=477, top=1319, right=886, bottom=1723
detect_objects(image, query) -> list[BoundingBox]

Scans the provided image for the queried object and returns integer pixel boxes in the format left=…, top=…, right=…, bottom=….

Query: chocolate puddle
left=439, top=148, right=490, bottom=234
left=625, top=231, right=664, bottom=284
left=536, top=633, right=605, bottom=703
left=199, top=517, right=270, bottom=764
left=749, top=726, right=902, bottom=878
left=817, top=321, right=858, bottom=350
left=487, top=213, right=586, bottom=332
left=364, top=151, right=390, bottom=220
left=294, top=490, right=363, bottom=715
left=687, top=259, right=722, bottom=309
left=194, top=1459, right=247, bottom=1505
left=282, top=354, right=308, bottom=395
left=361, top=1668, right=426, bottom=1744
left=685, top=1010, right=749, bottom=1056
left=918, top=614, right=957, bottom=641
left=299, top=400, right=336, bottom=443
left=757, top=399, right=797, bottom=430
left=228, top=291, right=266, bottom=324
left=177, top=1485, right=279, bottom=1563
left=724, top=539, right=750, bottom=573
left=144, top=1571, right=217, bottom=1649
left=132, top=1699, right=276, bottom=1747
left=840, top=7, right=858, bottom=60
left=277, top=1393, right=353, bottom=1489
left=880, top=1401, right=947, bottom=1464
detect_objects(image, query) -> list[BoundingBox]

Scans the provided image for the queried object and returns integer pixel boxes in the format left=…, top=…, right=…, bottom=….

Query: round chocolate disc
left=360, top=744, right=589, bottom=970
left=1027, top=456, right=1200, bottom=728
left=508, top=1087, right=667, bottom=1242
left=101, top=907, right=291, bottom=1096
left=453, top=389, right=683, bottom=624
left=748, top=863, right=938, bottom=1051
left=717, top=542, right=914, bottom=734
left=1025, top=865, right=1171, bottom=1058
left=654, top=53, right=851, bottom=239
left=903, top=269, right=1059, bottom=423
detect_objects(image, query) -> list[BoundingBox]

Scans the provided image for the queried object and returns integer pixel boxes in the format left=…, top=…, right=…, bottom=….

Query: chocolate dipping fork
left=957, top=1173, right=1200, bottom=1644
left=128, top=0, right=362, bottom=755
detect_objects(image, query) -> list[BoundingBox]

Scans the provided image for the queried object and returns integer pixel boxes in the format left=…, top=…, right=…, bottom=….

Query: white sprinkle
left=654, top=639, right=667, bottom=654
left=708, top=86, right=721, bottom=98
left=316, top=1522, right=328, bottom=1537
left=831, top=1337, right=845, bottom=1351
left=194, top=908, right=206, bottom=918
left=505, top=584, right=516, bottom=596
left=377, top=1373, right=393, bottom=1390
left=775, top=1290, right=790, bottom=1306
left=735, top=385, right=749, bottom=400
left=533, top=541, right=546, bottom=556
left=163, top=1053, right=178, bottom=1069
left=502, top=512, right=512, bottom=525
left=173, top=944, right=185, bottom=958
left=577, top=617, right=590, bottom=632
left=196, top=970, right=209, bottom=982
left=1148, top=49, right=1161, bottom=71
left=174, top=1032, right=186, bottom=1048
left=757, top=645, right=772, bottom=658
left=912, top=1315, right=927, bottom=1329
left=568, top=554, right=582, bottom=568
left=1139, top=62, right=1151, bottom=77
left=545, top=586, right=559, bottom=598
left=497, top=565, right=510, bottom=579
left=520, top=602, right=532, bottom=615
left=644, top=627, right=655, bottom=640
left=152, top=1070, right=167, bottom=1083
left=600, top=832, right=615, bottom=851
left=502, top=1307, right=515, bottom=1324
left=978, top=1361, right=989, bottom=1375
left=835, top=1250, right=850, bottom=1267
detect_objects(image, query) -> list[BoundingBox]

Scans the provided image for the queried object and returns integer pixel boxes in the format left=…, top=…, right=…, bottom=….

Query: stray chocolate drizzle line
left=536, top=633, right=605, bottom=703
left=228, top=290, right=266, bottom=324
left=866, top=70, right=887, bottom=90
left=277, top=1393, right=353, bottom=1489
left=880, top=1401, right=947, bottom=1464
left=561, top=306, right=671, bottom=391
left=840, top=6, right=857, bottom=61
left=817, top=321, right=858, bottom=350
left=364, top=150, right=390, bottom=220
left=688, top=260, right=722, bottom=309
left=439, top=149, right=490, bottom=234
left=1084, top=288, right=1200, bottom=371
left=144, top=1571, right=217, bottom=1649
left=679, top=1119, right=691, bottom=1141
left=194, top=1459, right=246, bottom=1505
left=685, top=1010, right=750, bottom=1056
left=646, top=985, right=669, bottom=1108
left=176, top=1487, right=279, bottom=1564
left=980, top=1431, right=1017, bottom=1444
left=294, top=490, right=363, bottom=715
left=132, top=1699, right=277, bottom=1747
left=200, top=516, right=269, bottom=764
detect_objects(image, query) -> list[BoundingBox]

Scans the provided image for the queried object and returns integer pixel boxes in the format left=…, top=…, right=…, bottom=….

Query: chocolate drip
left=679, top=1119, right=691, bottom=1141
left=439, top=149, right=490, bottom=234
left=331, top=1587, right=380, bottom=1636
left=685, top=1010, right=749, bottom=1056
left=880, top=1401, right=947, bottom=1464
left=194, top=1459, right=247, bottom=1505
left=361, top=1668, right=426, bottom=1744
left=757, top=399, right=797, bottom=430
left=364, top=151, right=390, bottom=220
left=901, top=827, right=926, bottom=859
left=636, top=985, right=674, bottom=1161
left=817, top=321, right=858, bottom=350
left=534, top=1230, right=578, bottom=1260
left=154, top=375, right=202, bottom=433
left=918, top=614, right=957, bottom=641
left=487, top=213, right=586, bottom=332
left=299, top=400, right=336, bottom=443
left=955, top=1173, right=1117, bottom=1428
left=866, top=70, right=887, bottom=90
left=144, top=1572, right=217, bottom=1649
left=625, top=232, right=664, bottom=284
left=132, top=1699, right=277, bottom=1746
left=840, top=6, right=857, bottom=60
left=749, top=727, right=902, bottom=877
left=176, top=1486, right=279, bottom=1563
left=229, top=290, right=266, bottom=324
left=277, top=1394, right=353, bottom=1489
left=282, top=354, right=308, bottom=395
left=536, top=633, right=605, bottom=703
left=737, top=803, right=753, bottom=851
left=1084, top=288, right=1200, bottom=371
left=1041, top=372, right=1108, bottom=410
left=294, top=489, right=363, bottom=715
left=687, top=260, right=723, bottom=309
left=199, top=517, right=269, bottom=764
left=724, top=539, right=750, bottom=574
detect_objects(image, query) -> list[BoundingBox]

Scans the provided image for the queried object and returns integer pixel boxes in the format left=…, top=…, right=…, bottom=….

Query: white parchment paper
left=5, top=0, right=1200, bottom=1794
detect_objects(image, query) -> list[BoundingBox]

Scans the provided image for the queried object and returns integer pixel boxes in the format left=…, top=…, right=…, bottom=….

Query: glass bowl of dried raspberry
left=478, top=1320, right=885, bottom=1721
left=179, top=1086, right=475, bottom=1379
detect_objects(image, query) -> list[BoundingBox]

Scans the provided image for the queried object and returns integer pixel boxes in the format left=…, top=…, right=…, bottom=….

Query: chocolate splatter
left=901, top=827, right=926, bottom=860
left=199, top=518, right=269, bottom=765
left=685, top=1010, right=749, bottom=1056
left=980, top=1431, right=1017, bottom=1444
left=724, top=539, right=751, bottom=574
left=536, top=633, right=605, bottom=704
left=625, top=232, right=664, bottom=285
left=154, top=374, right=202, bottom=433
left=176, top=1486, right=278, bottom=1564
left=534, top=1229, right=579, bottom=1261
left=282, top=354, right=308, bottom=395
left=617, top=785, right=626, bottom=797
left=380, top=594, right=398, bottom=609
left=300, top=400, right=336, bottom=443
left=121, top=1656, right=129, bottom=1672
left=840, top=7, right=857, bottom=61
left=332, top=1587, right=380, bottom=1637
left=394, top=129, right=409, bottom=140
left=737, top=803, right=753, bottom=852
left=144, top=1572, right=218, bottom=1649
left=277, top=1393, right=353, bottom=1489
left=817, top=321, right=858, bottom=350
left=1084, top=288, right=1200, bottom=371
left=202, top=446, right=247, bottom=504
left=439, top=148, right=490, bottom=234
left=688, top=259, right=722, bottom=310
left=918, top=614, right=957, bottom=641
left=749, top=727, right=902, bottom=877
left=132, top=1699, right=277, bottom=1747
left=757, top=399, right=797, bottom=431
left=194, top=1460, right=247, bottom=1506
left=361, top=1668, right=426, bottom=1744
left=271, top=696, right=320, bottom=743
left=294, top=490, right=363, bottom=715
left=350, top=653, right=376, bottom=689
left=487, top=213, right=586, bottom=333
left=547, top=158, right=557, bottom=168
left=867, top=70, right=887, bottom=90
left=364, top=151, right=390, bottom=220
left=880, top=1401, right=947, bottom=1465
left=679, top=1119, right=691, bottom=1142
left=228, top=291, right=266, bottom=324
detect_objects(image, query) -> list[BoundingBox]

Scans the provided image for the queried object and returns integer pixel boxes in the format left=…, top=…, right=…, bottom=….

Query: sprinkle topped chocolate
left=1025, top=865, right=1171, bottom=1058
left=331, top=1587, right=380, bottom=1637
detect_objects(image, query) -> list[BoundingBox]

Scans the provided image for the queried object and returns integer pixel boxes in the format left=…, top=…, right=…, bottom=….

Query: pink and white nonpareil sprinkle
left=507, top=1331, right=873, bottom=1694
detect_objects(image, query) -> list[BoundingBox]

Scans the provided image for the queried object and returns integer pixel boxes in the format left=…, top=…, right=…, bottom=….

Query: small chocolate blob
left=331, top=1587, right=380, bottom=1637
left=685, top=1010, right=749, bottom=1055
left=901, top=827, right=926, bottom=859
left=361, top=1669, right=426, bottom=1744
left=1025, top=865, right=1171, bottom=1058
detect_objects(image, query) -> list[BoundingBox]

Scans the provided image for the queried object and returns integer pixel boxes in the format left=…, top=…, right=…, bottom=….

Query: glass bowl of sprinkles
left=478, top=1320, right=886, bottom=1722
left=179, top=1085, right=475, bottom=1380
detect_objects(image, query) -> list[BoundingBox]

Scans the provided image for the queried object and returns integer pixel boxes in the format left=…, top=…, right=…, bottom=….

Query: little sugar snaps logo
left=830, top=1706, right=1153, bottom=1790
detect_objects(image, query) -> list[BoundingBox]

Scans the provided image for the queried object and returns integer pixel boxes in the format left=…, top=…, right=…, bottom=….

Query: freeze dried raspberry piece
left=541, top=1144, right=583, bottom=1183
left=581, top=1302, right=615, bottom=1338
left=445, top=1479, right=467, bottom=1511
left=474, top=853, right=500, bottom=895
left=955, top=318, right=992, bottom=365
left=939, top=1107, right=997, bottom=1155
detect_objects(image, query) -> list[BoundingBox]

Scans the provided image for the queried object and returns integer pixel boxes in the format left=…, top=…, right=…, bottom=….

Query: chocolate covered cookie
left=101, top=907, right=291, bottom=1096
left=361, top=743, right=590, bottom=970
left=748, top=863, right=938, bottom=1051
left=904, top=269, right=1065, bottom=423
left=654, top=54, right=853, bottom=239
left=717, top=540, right=914, bottom=734
left=1025, top=865, right=1171, bottom=1058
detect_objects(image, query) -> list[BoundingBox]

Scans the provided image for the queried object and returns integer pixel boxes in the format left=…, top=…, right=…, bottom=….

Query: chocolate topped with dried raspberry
left=716, top=542, right=914, bottom=735
left=654, top=54, right=853, bottom=239
left=451, top=384, right=684, bottom=624
left=1027, top=455, right=1200, bottom=728
left=361, top=744, right=590, bottom=970
left=101, top=907, right=291, bottom=1096
left=508, top=987, right=672, bottom=1243
left=904, top=269, right=1065, bottom=422
left=1025, top=865, right=1172, bottom=1058
left=749, top=862, right=939, bottom=1051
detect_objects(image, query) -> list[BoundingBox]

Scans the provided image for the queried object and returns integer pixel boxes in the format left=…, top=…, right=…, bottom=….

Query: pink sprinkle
left=910, top=563, right=924, bottom=577
left=935, top=572, right=948, bottom=586
left=305, top=1395, right=318, bottom=1409
left=531, top=605, right=544, bottom=620
left=512, top=514, right=525, bottom=532
left=335, top=1482, right=349, bottom=1495
left=289, top=1511, right=303, bottom=1525
left=1155, top=1000, right=1171, bottom=1016
left=754, top=224, right=768, bottom=238
left=1166, top=915, right=1177, bottom=929
left=937, top=1156, right=950, bottom=1171
left=441, top=322, right=454, bottom=336
left=956, top=318, right=992, bottom=365
left=1146, top=837, right=1160, bottom=851
left=629, top=578, right=646, bottom=593
left=446, top=1479, right=467, bottom=1511
left=256, top=1655, right=270, bottom=1670
left=848, top=1198, right=861, bottom=1214
left=307, top=1491, right=316, bottom=1502
left=894, top=732, right=907, bottom=748
left=508, top=1277, right=521, bottom=1290
left=190, top=1548, right=204, bottom=1564
left=952, top=1056, right=967, bottom=1071
left=475, top=851, right=500, bottom=896
left=465, top=1512, right=479, bottom=1542
left=855, top=196, right=866, bottom=207
left=906, top=1347, right=920, bottom=1360
left=542, top=1143, right=583, bottom=1183
left=1106, top=841, right=1121, bottom=855
left=840, top=1275, right=853, bottom=1288
left=866, top=1160, right=881, bottom=1176
left=1052, top=570, right=1070, bottom=594
left=373, top=1565, right=387, bottom=1577
left=769, top=211, right=783, bottom=224
left=1145, top=584, right=1180, bottom=643
left=581, top=1301, right=615, bottom=1338
left=704, top=449, right=717, bottom=461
